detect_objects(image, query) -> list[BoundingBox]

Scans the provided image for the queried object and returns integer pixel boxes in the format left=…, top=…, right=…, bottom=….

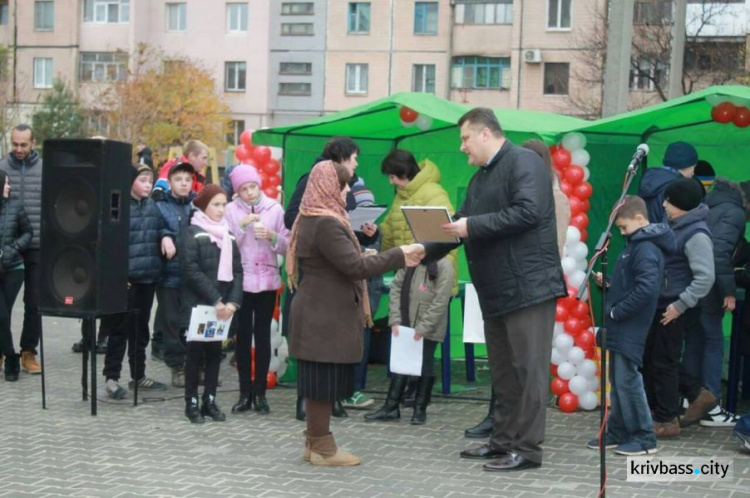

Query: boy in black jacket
left=589, top=196, right=674, bottom=456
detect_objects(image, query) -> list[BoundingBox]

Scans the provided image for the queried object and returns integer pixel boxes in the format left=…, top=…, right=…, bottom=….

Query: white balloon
left=729, top=96, right=748, bottom=108
left=551, top=347, right=563, bottom=365
left=554, top=333, right=574, bottom=355
left=578, top=359, right=597, bottom=379
left=571, top=149, right=591, bottom=168
left=565, top=226, right=581, bottom=246
left=277, top=337, right=289, bottom=360
left=705, top=94, right=727, bottom=107
left=580, top=287, right=590, bottom=302
left=569, top=375, right=589, bottom=395
left=415, top=114, right=433, bottom=131
left=271, top=332, right=283, bottom=350
left=561, top=132, right=586, bottom=152
left=568, top=270, right=587, bottom=290
left=400, top=118, right=416, bottom=128
left=588, top=376, right=600, bottom=391
left=571, top=242, right=589, bottom=261
left=553, top=322, right=565, bottom=337
left=579, top=391, right=599, bottom=410
left=567, top=346, right=586, bottom=365
left=577, top=259, right=589, bottom=272
left=557, top=361, right=576, bottom=380
left=561, top=257, right=578, bottom=276
left=268, top=356, right=281, bottom=372
left=270, top=320, right=279, bottom=335
left=270, top=146, right=284, bottom=161
left=582, top=165, right=591, bottom=182
left=276, top=358, right=288, bottom=378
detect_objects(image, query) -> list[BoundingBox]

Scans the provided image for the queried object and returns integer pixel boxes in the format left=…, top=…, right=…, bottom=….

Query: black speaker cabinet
left=40, top=139, right=132, bottom=317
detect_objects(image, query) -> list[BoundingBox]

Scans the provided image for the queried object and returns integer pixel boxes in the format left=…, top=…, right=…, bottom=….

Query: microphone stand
left=577, top=156, right=645, bottom=498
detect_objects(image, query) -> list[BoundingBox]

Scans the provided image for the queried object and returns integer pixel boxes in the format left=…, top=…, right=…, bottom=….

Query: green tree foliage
left=32, top=78, right=85, bottom=148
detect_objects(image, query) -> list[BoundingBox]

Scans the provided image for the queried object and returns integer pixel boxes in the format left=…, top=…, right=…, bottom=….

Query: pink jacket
left=225, top=195, right=289, bottom=293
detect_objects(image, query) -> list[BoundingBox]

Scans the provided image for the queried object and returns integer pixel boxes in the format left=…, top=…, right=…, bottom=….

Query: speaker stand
left=81, top=316, right=98, bottom=416
left=40, top=320, right=47, bottom=410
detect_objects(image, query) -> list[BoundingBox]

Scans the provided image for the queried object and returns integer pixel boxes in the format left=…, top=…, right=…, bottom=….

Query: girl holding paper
left=179, top=184, right=243, bottom=424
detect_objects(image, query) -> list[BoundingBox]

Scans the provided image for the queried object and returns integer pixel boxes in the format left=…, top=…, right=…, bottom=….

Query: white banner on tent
left=462, top=283, right=485, bottom=344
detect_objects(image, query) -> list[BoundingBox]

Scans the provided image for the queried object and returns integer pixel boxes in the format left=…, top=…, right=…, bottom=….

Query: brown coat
left=289, top=216, right=405, bottom=364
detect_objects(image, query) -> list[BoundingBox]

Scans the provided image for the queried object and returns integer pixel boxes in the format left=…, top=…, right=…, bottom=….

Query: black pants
left=236, top=291, right=276, bottom=395
left=155, top=287, right=186, bottom=369
left=0, top=270, right=25, bottom=356
left=20, top=249, right=41, bottom=353
left=185, top=340, right=222, bottom=400
left=102, top=283, right=157, bottom=382
left=485, top=299, right=556, bottom=464
left=421, top=339, right=439, bottom=377
left=643, top=307, right=696, bottom=422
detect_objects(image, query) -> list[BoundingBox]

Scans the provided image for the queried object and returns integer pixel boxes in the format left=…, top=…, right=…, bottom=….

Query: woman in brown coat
left=286, top=160, right=424, bottom=466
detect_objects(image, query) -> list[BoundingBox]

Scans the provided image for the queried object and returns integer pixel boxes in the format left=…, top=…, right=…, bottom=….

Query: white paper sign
left=462, top=284, right=486, bottom=344
left=186, top=305, right=234, bottom=342
left=389, top=326, right=424, bottom=376
left=349, top=206, right=387, bottom=232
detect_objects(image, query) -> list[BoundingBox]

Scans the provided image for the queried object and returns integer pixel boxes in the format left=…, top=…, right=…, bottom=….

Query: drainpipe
left=515, top=0, right=524, bottom=109
left=388, top=0, right=394, bottom=95
left=447, top=0, right=455, bottom=99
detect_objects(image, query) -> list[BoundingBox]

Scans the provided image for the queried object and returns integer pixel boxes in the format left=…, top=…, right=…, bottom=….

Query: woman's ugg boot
left=308, top=433, right=360, bottom=466
left=364, top=374, right=407, bottom=422
left=303, top=430, right=312, bottom=461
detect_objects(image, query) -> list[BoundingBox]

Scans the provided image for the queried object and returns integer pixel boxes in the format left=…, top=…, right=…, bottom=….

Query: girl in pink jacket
left=224, top=166, right=290, bottom=414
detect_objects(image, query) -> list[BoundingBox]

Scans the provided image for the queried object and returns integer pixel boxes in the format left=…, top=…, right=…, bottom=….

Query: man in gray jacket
left=0, top=124, right=43, bottom=374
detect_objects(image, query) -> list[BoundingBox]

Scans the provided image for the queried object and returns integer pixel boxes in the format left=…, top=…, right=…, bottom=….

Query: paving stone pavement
left=1, top=311, right=748, bottom=498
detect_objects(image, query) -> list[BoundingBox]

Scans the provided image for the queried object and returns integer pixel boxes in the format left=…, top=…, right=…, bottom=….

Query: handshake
left=400, top=243, right=426, bottom=267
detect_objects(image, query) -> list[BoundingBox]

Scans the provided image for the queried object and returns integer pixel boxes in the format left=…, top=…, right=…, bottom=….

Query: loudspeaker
left=40, top=139, right=132, bottom=317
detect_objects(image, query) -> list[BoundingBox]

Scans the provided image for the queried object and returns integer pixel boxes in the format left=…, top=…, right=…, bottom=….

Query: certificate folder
left=401, top=206, right=460, bottom=244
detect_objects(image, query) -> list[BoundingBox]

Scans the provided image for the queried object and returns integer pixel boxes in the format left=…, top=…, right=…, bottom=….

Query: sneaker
left=128, top=377, right=168, bottom=391
left=733, top=431, right=750, bottom=452
left=699, top=405, right=740, bottom=428
left=614, top=441, right=658, bottom=456
left=342, top=391, right=375, bottom=409
left=587, top=434, right=621, bottom=450
left=105, top=379, right=127, bottom=400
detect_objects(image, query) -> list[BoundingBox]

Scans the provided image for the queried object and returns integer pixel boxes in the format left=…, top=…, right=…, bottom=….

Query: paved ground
left=1, top=310, right=748, bottom=498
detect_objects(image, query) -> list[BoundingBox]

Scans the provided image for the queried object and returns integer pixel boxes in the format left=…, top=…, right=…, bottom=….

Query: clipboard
left=401, top=206, right=460, bottom=244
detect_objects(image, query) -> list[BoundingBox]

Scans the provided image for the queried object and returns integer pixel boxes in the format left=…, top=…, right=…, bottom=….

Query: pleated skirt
left=297, top=359, right=356, bottom=402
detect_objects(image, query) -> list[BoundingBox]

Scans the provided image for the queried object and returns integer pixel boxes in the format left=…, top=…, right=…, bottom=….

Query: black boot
left=4, top=353, right=20, bottom=382
left=231, top=394, right=252, bottom=413
left=365, top=375, right=408, bottom=422
left=332, top=399, right=348, bottom=418
left=411, top=376, right=435, bottom=425
left=185, top=397, right=205, bottom=424
left=201, top=394, right=226, bottom=421
left=464, top=390, right=495, bottom=438
left=296, top=396, right=306, bottom=421
left=253, top=393, right=270, bottom=414
left=402, top=377, right=418, bottom=407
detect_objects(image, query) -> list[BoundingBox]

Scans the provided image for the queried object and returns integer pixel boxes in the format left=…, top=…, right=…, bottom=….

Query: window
left=345, top=63, right=368, bottom=94
left=633, top=1, right=672, bottom=25
left=629, top=59, right=667, bottom=91
left=83, top=0, right=130, bottom=24
left=348, top=3, right=370, bottom=33
left=547, top=0, right=571, bottom=29
left=281, top=22, right=314, bottom=35
left=414, top=2, right=438, bottom=35
left=33, top=58, right=53, bottom=88
left=281, top=2, right=314, bottom=15
left=685, top=42, right=745, bottom=72
left=543, top=62, right=569, bottom=95
left=451, top=56, right=511, bottom=89
left=279, top=82, right=312, bottom=96
left=412, top=64, right=436, bottom=93
left=87, top=112, right=110, bottom=136
left=166, top=3, right=186, bottom=31
left=227, top=119, right=245, bottom=145
left=227, top=3, right=248, bottom=33
left=80, top=52, right=128, bottom=82
left=0, top=1, right=8, bottom=26
left=455, top=1, right=513, bottom=25
left=225, top=61, right=246, bottom=91
left=280, top=62, right=312, bottom=75
left=35, top=1, right=54, bottom=31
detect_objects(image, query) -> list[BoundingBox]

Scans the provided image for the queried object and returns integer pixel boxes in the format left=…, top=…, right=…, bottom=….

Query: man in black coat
left=443, top=108, right=566, bottom=471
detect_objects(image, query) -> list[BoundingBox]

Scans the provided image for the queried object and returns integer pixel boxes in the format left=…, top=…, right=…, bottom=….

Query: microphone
left=627, top=144, right=650, bottom=173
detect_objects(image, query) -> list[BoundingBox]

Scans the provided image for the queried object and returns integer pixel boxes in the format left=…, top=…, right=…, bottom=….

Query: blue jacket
left=155, top=192, right=195, bottom=288
left=639, top=167, right=681, bottom=224
left=129, top=196, right=164, bottom=284
left=605, top=223, right=674, bottom=366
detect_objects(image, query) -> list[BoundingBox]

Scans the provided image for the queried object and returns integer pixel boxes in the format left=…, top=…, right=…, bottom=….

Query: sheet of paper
left=349, top=206, right=387, bottom=232
left=401, top=206, right=460, bottom=243
left=389, top=326, right=424, bottom=376
left=462, top=284, right=486, bottom=344
left=186, top=305, right=234, bottom=342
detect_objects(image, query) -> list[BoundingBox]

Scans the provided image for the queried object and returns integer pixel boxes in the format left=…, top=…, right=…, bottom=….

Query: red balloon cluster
left=709, top=101, right=750, bottom=128
left=551, top=144, right=593, bottom=240
left=234, top=131, right=282, bottom=199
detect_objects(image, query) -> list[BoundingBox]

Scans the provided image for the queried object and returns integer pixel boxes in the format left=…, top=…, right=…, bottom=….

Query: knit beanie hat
left=230, top=165, right=263, bottom=192
left=350, top=175, right=375, bottom=206
left=664, top=178, right=703, bottom=212
left=663, top=141, right=698, bottom=170
left=193, top=184, right=226, bottom=212
left=132, top=164, right=154, bottom=182
left=169, top=161, right=195, bottom=178
left=694, top=160, right=716, bottom=188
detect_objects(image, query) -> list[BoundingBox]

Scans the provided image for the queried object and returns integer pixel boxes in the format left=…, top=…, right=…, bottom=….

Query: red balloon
left=267, top=174, right=281, bottom=188
left=564, top=317, right=584, bottom=335
left=570, top=301, right=589, bottom=320
left=580, top=229, right=588, bottom=242
left=550, top=364, right=558, bottom=377
left=241, top=158, right=259, bottom=168
left=555, top=303, right=570, bottom=322
left=584, top=345, right=596, bottom=359
left=264, top=158, right=280, bottom=176
left=575, top=330, right=596, bottom=351
left=549, top=144, right=560, bottom=156
left=581, top=199, right=591, bottom=213
left=560, top=180, right=573, bottom=197
left=551, top=377, right=570, bottom=396
left=564, top=165, right=585, bottom=185
left=733, top=106, right=750, bottom=128
left=571, top=213, right=589, bottom=230
left=568, top=196, right=584, bottom=216
left=252, top=146, right=272, bottom=167
left=552, top=149, right=572, bottom=170
left=400, top=106, right=419, bottom=123
left=712, top=102, right=737, bottom=124
left=263, top=186, right=278, bottom=199
left=259, top=172, right=270, bottom=188
left=267, top=372, right=278, bottom=389
left=235, top=144, right=252, bottom=162
left=560, top=287, right=578, bottom=309
left=559, top=393, right=579, bottom=413
left=580, top=315, right=593, bottom=329
left=574, top=181, right=593, bottom=200
left=240, top=129, right=254, bottom=148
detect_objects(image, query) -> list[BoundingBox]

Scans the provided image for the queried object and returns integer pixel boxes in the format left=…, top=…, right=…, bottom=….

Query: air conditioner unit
left=523, top=49, right=542, bottom=64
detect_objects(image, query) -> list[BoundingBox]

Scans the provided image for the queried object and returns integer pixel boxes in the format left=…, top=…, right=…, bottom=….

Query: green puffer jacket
left=381, top=159, right=458, bottom=295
